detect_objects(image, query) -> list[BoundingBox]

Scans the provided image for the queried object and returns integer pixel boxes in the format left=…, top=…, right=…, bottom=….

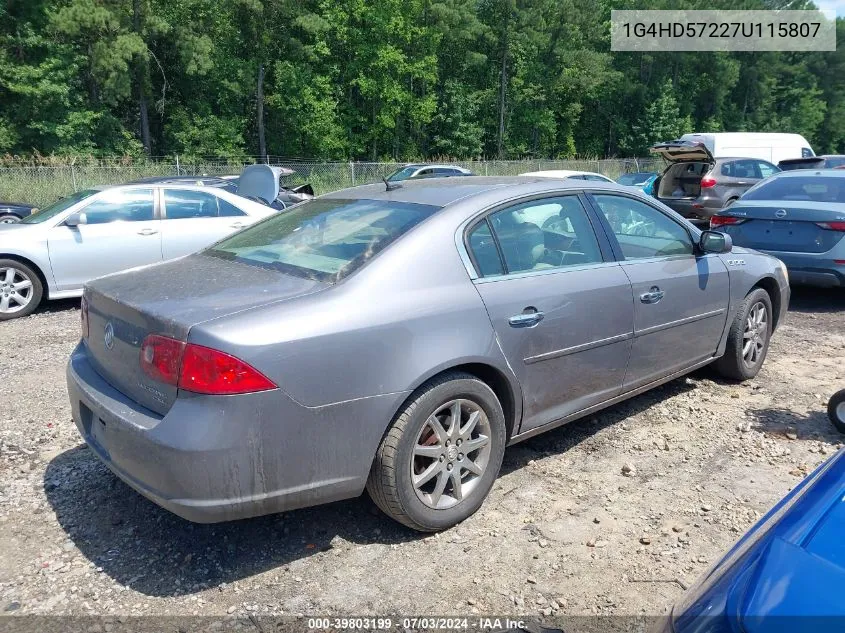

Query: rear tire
left=828, top=389, right=845, bottom=434
left=366, top=372, right=506, bottom=532
left=0, top=259, right=43, bottom=321
left=714, top=288, right=772, bottom=381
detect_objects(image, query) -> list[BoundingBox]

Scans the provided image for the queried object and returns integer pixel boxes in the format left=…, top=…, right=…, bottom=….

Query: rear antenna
left=383, top=177, right=403, bottom=192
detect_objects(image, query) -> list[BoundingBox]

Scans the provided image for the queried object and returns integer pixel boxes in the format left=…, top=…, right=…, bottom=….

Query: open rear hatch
left=83, top=253, right=326, bottom=415
left=650, top=140, right=714, bottom=164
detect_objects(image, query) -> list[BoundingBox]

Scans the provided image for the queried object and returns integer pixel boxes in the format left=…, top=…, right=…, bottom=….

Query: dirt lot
left=0, top=288, right=843, bottom=621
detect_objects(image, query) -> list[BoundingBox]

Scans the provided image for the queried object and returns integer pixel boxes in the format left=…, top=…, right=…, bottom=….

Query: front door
left=47, top=188, right=162, bottom=291
left=466, top=194, right=634, bottom=433
left=588, top=193, right=731, bottom=390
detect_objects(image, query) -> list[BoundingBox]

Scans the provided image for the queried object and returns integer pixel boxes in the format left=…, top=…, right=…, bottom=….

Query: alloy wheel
left=0, top=267, right=34, bottom=314
left=742, top=301, right=768, bottom=367
left=411, top=399, right=492, bottom=510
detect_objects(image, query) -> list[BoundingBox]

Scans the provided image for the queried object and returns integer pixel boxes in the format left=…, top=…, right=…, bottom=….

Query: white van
left=678, top=132, right=814, bottom=164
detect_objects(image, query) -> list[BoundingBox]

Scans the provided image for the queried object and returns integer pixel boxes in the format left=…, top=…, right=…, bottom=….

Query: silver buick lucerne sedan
left=67, top=177, right=789, bottom=531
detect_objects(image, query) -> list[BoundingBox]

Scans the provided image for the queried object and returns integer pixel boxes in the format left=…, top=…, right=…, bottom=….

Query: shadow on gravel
left=33, top=297, right=80, bottom=315
left=43, top=446, right=419, bottom=598
left=500, top=374, right=699, bottom=476
left=41, top=372, right=707, bottom=598
left=747, top=406, right=842, bottom=442
left=787, top=286, right=845, bottom=314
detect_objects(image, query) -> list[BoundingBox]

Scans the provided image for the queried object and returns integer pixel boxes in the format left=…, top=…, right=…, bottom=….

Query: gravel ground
left=0, top=288, right=843, bottom=620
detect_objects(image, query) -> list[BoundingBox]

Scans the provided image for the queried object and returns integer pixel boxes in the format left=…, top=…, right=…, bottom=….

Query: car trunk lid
left=83, top=253, right=326, bottom=415
left=650, top=140, right=715, bottom=164
left=717, top=201, right=845, bottom=253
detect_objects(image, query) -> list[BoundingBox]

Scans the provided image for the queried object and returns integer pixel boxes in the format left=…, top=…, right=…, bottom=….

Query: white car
left=0, top=184, right=277, bottom=320
left=520, top=169, right=614, bottom=182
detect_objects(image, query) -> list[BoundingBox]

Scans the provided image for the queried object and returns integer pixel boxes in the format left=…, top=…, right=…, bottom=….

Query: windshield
left=743, top=175, right=845, bottom=203
left=385, top=166, right=420, bottom=182
left=617, top=173, right=654, bottom=186
left=206, top=198, right=440, bottom=282
left=20, top=189, right=98, bottom=224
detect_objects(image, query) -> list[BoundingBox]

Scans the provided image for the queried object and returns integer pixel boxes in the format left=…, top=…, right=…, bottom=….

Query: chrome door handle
left=640, top=286, right=665, bottom=304
left=137, top=228, right=158, bottom=236
left=508, top=311, right=544, bottom=328
left=230, top=222, right=245, bottom=229
left=735, top=181, right=749, bottom=186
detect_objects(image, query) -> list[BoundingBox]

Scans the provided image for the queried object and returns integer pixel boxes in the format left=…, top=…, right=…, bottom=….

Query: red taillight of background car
left=710, top=215, right=745, bottom=228
left=700, top=176, right=717, bottom=188
left=80, top=297, right=89, bottom=339
left=139, top=334, right=276, bottom=395
left=178, top=344, right=277, bottom=395
left=816, top=221, right=845, bottom=232
left=140, top=334, right=186, bottom=386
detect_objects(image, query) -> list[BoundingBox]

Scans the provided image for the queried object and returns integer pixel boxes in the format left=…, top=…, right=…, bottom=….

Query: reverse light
left=139, top=334, right=276, bottom=395
left=710, top=215, right=746, bottom=228
left=80, top=297, right=89, bottom=339
left=700, top=176, right=717, bottom=188
left=816, top=221, right=845, bottom=232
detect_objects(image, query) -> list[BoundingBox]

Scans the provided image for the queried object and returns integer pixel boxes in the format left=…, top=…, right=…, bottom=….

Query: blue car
left=711, top=170, right=845, bottom=287
left=616, top=171, right=658, bottom=196
left=660, top=448, right=845, bottom=633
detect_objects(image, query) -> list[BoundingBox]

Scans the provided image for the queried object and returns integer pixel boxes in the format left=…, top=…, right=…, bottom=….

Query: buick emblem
left=775, top=209, right=787, bottom=218
left=104, top=322, right=115, bottom=350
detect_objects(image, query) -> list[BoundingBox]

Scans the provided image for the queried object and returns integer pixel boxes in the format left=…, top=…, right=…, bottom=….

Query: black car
left=778, top=155, right=845, bottom=171
left=0, top=201, right=38, bottom=223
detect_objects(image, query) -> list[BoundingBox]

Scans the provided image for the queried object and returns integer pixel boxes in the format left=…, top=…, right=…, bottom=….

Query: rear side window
left=467, top=221, right=504, bottom=277
left=207, top=198, right=439, bottom=282
left=217, top=197, right=246, bottom=217
left=82, top=189, right=155, bottom=224
left=591, top=194, right=693, bottom=260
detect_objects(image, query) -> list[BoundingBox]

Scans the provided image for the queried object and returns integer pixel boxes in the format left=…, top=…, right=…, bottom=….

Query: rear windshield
left=743, top=175, right=845, bottom=203
left=206, top=198, right=440, bottom=282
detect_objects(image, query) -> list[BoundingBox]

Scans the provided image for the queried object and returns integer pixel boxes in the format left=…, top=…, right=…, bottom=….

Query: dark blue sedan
left=711, top=170, right=845, bottom=287
left=661, top=448, right=845, bottom=633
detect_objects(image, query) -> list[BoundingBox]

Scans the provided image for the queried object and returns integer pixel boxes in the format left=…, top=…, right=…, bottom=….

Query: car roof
left=321, top=175, right=620, bottom=207
left=520, top=169, right=607, bottom=178
left=769, top=169, right=845, bottom=178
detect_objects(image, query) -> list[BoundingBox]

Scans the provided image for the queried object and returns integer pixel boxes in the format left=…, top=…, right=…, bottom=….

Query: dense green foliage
left=1, top=0, right=842, bottom=160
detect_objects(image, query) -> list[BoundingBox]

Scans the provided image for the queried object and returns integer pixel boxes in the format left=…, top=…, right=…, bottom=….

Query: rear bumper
left=67, top=342, right=407, bottom=523
left=758, top=251, right=845, bottom=288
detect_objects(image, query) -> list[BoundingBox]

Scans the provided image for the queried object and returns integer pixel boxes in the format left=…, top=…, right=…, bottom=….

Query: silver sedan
left=67, top=176, right=789, bottom=531
left=0, top=184, right=276, bottom=319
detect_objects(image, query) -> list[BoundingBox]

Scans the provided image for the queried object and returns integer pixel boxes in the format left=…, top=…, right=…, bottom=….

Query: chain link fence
left=0, top=158, right=662, bottom=207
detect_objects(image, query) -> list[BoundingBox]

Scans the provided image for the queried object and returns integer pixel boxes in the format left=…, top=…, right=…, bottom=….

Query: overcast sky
left=813, top=0, right=845, bottom=17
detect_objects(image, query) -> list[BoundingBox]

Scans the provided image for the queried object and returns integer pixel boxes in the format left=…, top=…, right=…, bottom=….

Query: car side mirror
left=65, top=212, right=87, bottom=228
left=699, top=230, right=732, bottom=254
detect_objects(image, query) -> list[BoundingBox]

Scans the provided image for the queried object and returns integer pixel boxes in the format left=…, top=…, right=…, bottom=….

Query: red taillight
left=700, top=176, right=717, bottom=188
left=816, top=221, right=845, bottom=232
left=179, top=344, right=276, bottom=395
left=140, top=334, right=186, bottom=386
left=80, top=297, right=89, bottom=339
left=710, top=215, right=745, bottom=228
left=140, top=334, right=276, bottom=394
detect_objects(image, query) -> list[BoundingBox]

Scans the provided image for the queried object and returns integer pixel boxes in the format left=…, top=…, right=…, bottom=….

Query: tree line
left=1, top=0, right=842, bottom=161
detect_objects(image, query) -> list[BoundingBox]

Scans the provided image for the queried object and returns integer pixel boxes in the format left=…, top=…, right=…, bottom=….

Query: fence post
left=175, top=155, right=181, bottom=175
left=71, top=165, right=78, bottom=192
left=349, top=161, right=356, bottom=186
left=484, top=162, right=488, bottom=176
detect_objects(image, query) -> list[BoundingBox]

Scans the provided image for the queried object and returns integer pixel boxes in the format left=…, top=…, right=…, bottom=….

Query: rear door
left=160, top=189, right=253, bottom=260
left=588, top=193, right=730, bottom=390
left=466, top=193, right=634, bottom=433
left=47, top=188, right=162, bottom=291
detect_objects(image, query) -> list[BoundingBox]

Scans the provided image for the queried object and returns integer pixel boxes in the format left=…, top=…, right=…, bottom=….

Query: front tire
left=0, top=259, right=43, bottom=320
left=367, top=372, right=507, bottom=532
left=0, top=214, right=20, bottom=224
left=714, top=288, right=772, bottom=381
left=829, top=389, right=845, bottom=434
